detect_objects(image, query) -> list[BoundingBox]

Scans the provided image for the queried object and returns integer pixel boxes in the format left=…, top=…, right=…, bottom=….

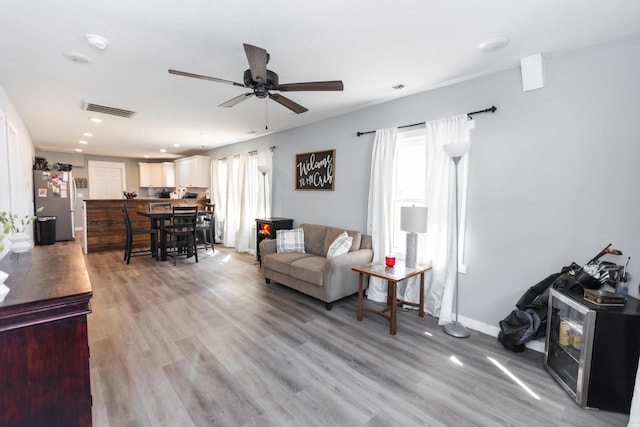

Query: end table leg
left=419, top=272, right=425, bottom=317
left=390, top=280, right=397, bottom=335
left=357, top=273, right=364, bottom=321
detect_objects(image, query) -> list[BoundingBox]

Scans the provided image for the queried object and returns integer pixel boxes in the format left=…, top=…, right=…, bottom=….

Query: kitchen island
left=83, top=198, right=208, bottom=253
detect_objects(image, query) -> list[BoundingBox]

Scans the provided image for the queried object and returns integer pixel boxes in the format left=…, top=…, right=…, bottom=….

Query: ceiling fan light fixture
left=478, top=36, right=510, bottom=52
left=86, top=33, right=109, bottom=50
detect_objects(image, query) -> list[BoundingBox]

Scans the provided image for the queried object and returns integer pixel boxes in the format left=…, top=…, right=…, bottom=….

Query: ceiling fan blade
left=168, top=69, right=246, bottom=87
left=275, top=81, right=344, bottom=92
left=243, top=44, right=268, bottom=83
left=219, top=93, right=254, bottom=108
left=268, top=93, right=308, bottom=114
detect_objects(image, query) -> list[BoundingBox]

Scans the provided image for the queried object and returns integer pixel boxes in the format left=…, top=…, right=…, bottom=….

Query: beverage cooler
left=544, top=287, right=640, bottom=413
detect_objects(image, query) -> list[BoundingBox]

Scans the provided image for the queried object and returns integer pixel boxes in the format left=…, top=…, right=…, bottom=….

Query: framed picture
left=295, top=149, right=335, bottom=190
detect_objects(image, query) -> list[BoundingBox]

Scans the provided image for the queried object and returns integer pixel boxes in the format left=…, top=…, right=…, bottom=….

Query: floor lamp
left=443, top=141, right=470, bottom=338
left=257, top=164, right=270, bottom=218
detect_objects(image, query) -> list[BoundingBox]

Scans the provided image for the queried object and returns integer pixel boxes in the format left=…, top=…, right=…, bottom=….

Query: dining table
left=136, top=209, right=174, bottom=261
left=137, top=207, right=208, bottom=261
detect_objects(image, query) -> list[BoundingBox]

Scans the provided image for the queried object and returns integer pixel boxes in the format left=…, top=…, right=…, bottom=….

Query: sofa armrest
left=260, top=238, right=277, bottom=257
left=325, top=248, right=374, bottom=271
left=322, top=248, right=374, bottom=302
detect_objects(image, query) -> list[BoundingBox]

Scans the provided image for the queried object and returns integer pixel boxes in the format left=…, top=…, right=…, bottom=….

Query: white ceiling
left=1, top=0, right=639, bottom=159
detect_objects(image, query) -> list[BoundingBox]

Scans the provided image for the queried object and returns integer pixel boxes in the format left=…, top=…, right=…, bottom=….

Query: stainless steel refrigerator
left=33, top=170, right=76, bottom=240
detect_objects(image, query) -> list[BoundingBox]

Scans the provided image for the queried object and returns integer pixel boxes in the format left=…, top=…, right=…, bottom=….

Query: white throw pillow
left=327, top=231, right=353, bottom=258
left=276, top=228, right=305, bottom=253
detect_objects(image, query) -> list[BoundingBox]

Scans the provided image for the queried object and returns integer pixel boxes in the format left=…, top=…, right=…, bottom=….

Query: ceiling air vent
left=81, top=101, right=136, bottom=118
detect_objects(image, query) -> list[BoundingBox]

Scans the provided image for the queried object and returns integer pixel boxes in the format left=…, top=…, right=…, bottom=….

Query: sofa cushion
left=263, top=252, right=314, bottom=276
left=276, top=228, right=305, bottom=253
left=300, top=224, right=327, bottom=256
left=290, top=256, right=327, bottom=286
left=327, top=231, right=353, bottom=258
left=324, top=227, right=362, bottom=256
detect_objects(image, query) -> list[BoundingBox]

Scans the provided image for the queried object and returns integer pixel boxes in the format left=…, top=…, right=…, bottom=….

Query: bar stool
left=164, top=205, right=199, bottom=265
left=196, top=203, right=215, bottom=251
left=121, top=204, right=157, bottom=264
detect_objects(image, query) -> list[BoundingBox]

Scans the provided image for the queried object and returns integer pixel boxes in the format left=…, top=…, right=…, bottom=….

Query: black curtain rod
left=356, top=105, right=497, bottom=137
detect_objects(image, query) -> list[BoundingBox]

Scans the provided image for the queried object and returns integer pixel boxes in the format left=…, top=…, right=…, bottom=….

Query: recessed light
left=173, top=144, right=180, bottom=147
left=62, top=51, right=93, bottom=64
left=83, top=132, right=93, bottom=137
left=86, top=34, right=109, bottom=50
left=79, top=140, right=88, bottom=144
left=75, top=149, right=83, bottom=152
left=160, top=149, right=167, bottom=153
left=90, top=117, right=102, bottom=123
left=144, top=155, right=149, bottom=159
left=478, top=36, right=510, bottom=52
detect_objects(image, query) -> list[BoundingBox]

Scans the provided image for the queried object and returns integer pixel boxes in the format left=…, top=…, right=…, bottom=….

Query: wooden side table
left=352, top=261, right=431, bottom=335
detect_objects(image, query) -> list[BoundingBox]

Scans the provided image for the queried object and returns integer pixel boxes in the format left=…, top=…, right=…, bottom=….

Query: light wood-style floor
left=84, top=245, right=630, bottom=426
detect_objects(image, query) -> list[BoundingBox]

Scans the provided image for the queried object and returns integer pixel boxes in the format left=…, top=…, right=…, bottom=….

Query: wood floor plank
left=84, top=244, right=630, bottom=427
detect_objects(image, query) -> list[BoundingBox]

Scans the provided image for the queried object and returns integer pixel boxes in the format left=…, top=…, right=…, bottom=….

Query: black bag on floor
left=498, top=272, right=560, bottom=352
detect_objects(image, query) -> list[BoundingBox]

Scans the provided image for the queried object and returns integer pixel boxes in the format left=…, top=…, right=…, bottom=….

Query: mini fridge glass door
left=545, top=288, right=596, bottom=407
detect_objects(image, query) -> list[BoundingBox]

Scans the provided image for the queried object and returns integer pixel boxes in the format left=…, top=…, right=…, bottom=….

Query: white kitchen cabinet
left=160, top=162, right=175, bottom=187
left=139, top=162, right=175, bottom=187
left=175, top=155, right=210, bottom=188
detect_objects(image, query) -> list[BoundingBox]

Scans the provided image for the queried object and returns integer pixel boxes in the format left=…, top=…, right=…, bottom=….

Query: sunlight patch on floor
left=487, top=356, right=541, bottom=400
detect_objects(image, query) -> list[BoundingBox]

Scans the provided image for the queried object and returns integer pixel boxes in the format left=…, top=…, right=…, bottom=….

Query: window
left=391, top=129, right=427, bottom=256
left=390, top=127, right=469, bottom=270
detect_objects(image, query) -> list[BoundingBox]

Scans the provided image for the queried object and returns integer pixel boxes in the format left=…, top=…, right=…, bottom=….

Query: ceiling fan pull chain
left=265, top=99, right=269, bottom=130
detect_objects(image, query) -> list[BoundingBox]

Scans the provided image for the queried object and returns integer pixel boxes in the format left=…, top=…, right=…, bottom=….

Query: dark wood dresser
left=0, top=243, right=93, bottom=426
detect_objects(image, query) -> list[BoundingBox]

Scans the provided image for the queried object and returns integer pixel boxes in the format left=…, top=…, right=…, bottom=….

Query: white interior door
left=88, top=161, right=126, bottom=199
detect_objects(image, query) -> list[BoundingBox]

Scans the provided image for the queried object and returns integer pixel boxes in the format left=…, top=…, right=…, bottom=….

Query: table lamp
left=401, top=206, right=428, bottom=269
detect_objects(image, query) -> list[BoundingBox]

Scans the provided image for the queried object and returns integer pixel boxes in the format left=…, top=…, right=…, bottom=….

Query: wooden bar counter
left=0, top=243, right=93, bottom=426
left=83, top=198, right=208, bottom=253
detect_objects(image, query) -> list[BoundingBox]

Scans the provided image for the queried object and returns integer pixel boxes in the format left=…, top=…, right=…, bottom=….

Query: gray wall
left=207, top=34, right=640, bottom=329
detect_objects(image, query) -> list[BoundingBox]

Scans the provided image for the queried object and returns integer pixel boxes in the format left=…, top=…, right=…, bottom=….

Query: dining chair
left=196, top=203, right=215, bottom=251
left=121, top=204, right=157, bottom=264
left=164, top=205, right=198, bottom=265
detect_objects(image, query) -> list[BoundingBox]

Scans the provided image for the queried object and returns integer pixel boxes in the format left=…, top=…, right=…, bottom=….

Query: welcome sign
left=295, top=149, right=335, bottom=190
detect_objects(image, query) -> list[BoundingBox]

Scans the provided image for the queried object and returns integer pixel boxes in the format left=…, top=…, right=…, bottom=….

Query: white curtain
left=366, top=115, right=471, bottom=325
left=422, top=114, right=469, bottom=324
left=236, top=153, right=253, bottom=253
left=212, top=149, right=272, bottom=253
left=366, top=127, right=397, bottom=301
left=211, top=159, right=225, bottom=244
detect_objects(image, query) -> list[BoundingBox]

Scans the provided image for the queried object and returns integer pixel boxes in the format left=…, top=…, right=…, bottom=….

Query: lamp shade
left=400, top=206, right=428, bottom=233
left=443, top=141, right=470, bottom=159
left=257, top=164, right=270, bottom=174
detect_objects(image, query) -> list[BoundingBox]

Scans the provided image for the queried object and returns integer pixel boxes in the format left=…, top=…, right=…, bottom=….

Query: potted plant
left=0, top=207, right=43, bottom=253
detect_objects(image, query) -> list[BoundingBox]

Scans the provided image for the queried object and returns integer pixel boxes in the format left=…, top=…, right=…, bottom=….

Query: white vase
left=0, top=270, right=9, bottom=302
left=9, top=232, right=32, bottom=253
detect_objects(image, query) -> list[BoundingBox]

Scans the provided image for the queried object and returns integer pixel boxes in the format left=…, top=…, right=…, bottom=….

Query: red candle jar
left=385, top=255, right=396, bottom=267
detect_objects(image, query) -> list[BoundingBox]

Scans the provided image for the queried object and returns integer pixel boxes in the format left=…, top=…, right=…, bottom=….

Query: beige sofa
left=260, top=223, right=374, bottom=310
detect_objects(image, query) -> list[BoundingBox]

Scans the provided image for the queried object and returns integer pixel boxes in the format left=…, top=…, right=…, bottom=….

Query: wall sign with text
left=295, top=149, right=335, bottom=191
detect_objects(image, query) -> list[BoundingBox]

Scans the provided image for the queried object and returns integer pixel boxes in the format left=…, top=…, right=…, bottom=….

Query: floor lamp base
left=443, top=321, right=470, bottom=338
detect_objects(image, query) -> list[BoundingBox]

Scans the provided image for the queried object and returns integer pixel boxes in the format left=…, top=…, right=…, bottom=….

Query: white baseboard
left=458, top=314, right=546, bottom=353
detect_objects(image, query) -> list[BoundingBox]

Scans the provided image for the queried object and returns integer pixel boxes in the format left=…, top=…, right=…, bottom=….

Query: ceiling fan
left=169, top=43, right=344, bottom=114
